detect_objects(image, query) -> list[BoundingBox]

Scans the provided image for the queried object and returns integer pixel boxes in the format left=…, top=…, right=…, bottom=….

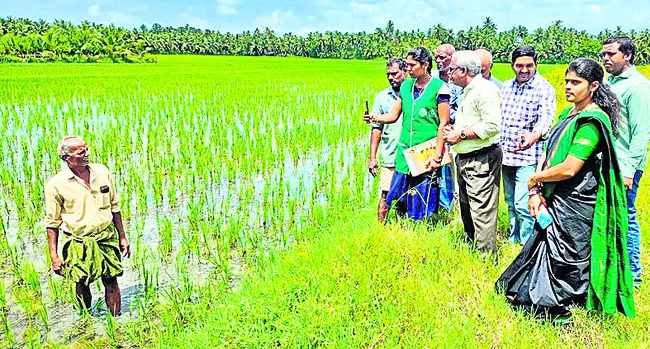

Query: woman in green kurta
left=496, top=58, right=635, bottom=321
left=370, top=47, right=453, bottom=219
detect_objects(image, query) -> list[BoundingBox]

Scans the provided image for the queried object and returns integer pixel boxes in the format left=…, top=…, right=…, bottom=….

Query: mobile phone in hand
left=365, top=100, right=369, bottom=114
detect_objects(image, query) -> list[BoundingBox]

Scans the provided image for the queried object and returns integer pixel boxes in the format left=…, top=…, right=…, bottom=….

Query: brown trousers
left=456, top=145, right=502, bottom=254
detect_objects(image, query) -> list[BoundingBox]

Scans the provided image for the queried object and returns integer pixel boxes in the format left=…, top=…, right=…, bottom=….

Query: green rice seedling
left=12, top=283, right=36, bottom=322
left=37, top=301, right=49, bottom=331
left=20, top=262, right=41, bottom=296
left=156, top=215, right=173, bottom=257
left=177, top=226, right=193, bottom=261
left=139, top=249, right=159, bottom=300
left=129, top=216, right=145, bottom=270
left=164, top=272, right=194, bottom=318
left=174, top=249, right=188, bottom=278
left=198, top=217, right=221, bottom=259
left=166, top=178, right=178, bottom=208
left=63, top=311, right=94, bottom=344
left=0, top=278, right=14, bottom=347
left=134, top=176, right=147, bottom=214
left=185, top=198, right=202, bottom=234
left=24, top=324, right=43, bottom=349
left=208, top=251, right=230, bottom=287
left=19, top=262, right=49, bottom=329
left=152, top=167, right=164, bottom=207
left=0, top=214, right=5, bottom=248
left=105, top=309, right=118, bottom=347
left=0, top=231, right=9, bottom=260
left=47, top=275, right=65, bottom=304
left=7, top=244, right=22, bottom=282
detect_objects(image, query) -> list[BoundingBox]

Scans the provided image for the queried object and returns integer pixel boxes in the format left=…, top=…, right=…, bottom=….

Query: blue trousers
left=503, top=164, right=536, bottom=244
left=626, top=170, right=643, bottom=286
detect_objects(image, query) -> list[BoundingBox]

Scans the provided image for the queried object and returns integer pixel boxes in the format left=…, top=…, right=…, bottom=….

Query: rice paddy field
left=0, top=55, right=649, bottom=348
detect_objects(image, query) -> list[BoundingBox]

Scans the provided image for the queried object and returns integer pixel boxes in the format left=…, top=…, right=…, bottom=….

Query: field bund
left=0, top=56, right=648, bottom=347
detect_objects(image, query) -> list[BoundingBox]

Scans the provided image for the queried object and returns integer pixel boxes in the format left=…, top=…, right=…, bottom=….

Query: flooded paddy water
left=0, top=56, right=384, bottom=346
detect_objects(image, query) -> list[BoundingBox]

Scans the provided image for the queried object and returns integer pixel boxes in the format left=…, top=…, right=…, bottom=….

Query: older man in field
left=433, top=44, right=463, bottom=123
left=367, top=58, right=407, bottom=221
left=434, top=44, right=464, bottom=204
left=443, top=51, right=502, bottom=255
left=45, top=136, right=130, bottom=315
left=602, top=36, right=650, bottom=288
left=475, top=48, right=502, bottom=88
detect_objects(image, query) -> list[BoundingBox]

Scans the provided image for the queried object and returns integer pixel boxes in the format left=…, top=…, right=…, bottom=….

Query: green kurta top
left=608, top=66, right=650, bottom=178
left=395, top=77, right=445, bottom=174
left=569, top=122, right=600, bottom=160
left=544, top=106, right=635, bottom=317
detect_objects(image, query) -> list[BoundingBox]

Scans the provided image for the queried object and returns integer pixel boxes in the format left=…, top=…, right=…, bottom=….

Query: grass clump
left=128, top=200, right=649, bottom=348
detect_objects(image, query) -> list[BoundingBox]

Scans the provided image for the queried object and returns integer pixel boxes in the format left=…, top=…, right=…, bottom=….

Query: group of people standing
left=365, top=37, right=649, bottom=321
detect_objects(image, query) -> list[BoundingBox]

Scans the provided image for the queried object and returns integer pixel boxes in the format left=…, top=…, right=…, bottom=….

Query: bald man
left=433, top=44, right=464, bottom=205
left=433, top=44, right=463, bottom=124
left=476, top=48, right=503, bottom=88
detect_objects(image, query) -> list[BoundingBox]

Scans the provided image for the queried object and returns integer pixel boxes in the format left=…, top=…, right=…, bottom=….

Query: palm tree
left=482, top=17, right=497, bottom=32
left=1, top=15, right=649, bottom=63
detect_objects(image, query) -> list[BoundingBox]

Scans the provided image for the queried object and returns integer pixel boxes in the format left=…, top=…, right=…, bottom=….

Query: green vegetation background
left=1, top=55, right=649, bottom=348
left=1, top=18, right=650, bottom=65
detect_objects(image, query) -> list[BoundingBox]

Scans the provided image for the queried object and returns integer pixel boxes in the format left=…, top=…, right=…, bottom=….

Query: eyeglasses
left=448, top=66, right=463, bottom=74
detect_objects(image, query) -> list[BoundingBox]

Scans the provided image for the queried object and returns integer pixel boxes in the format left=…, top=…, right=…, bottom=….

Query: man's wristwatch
left=460, top=129, right=467, bottom=140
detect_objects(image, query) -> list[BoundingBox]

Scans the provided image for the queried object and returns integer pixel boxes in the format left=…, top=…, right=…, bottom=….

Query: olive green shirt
left=608, top=66, right=650, bottom=178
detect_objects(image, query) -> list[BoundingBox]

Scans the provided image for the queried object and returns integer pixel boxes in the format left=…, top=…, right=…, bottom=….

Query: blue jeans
left=503, top=164, right=536, bottom=244
left=626, top=170, right=643, bottom=286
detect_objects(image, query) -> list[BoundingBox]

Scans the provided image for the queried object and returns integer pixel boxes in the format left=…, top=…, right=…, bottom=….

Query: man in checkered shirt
left=499, top=46, right=556, bottom=245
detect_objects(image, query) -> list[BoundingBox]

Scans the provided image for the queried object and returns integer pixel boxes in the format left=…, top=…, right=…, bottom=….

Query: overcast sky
left=1, top=0, right=648, bottom=35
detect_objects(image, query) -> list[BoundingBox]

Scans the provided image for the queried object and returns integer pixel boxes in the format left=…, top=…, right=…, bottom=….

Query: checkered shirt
left=499, top=73, right=556, bottom=166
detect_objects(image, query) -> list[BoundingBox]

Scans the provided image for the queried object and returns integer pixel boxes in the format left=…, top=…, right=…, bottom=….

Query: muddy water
left=0, top=139, right=357, bottom=346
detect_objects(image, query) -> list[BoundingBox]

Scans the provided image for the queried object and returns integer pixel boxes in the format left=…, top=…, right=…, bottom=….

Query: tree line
left=1, top=16, right=649, bottom=64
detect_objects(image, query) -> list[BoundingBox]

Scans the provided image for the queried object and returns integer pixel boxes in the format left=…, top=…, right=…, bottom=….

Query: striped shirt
left=500, top=73, right=556, bottom=166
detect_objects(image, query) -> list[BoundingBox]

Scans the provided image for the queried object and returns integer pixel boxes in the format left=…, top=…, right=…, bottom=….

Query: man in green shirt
left=367, top=58, right=407, bottom=222
left=602, top=36, right=650, bottom=288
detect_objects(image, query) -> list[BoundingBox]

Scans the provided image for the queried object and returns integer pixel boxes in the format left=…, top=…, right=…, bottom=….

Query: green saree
left=496, top=107, right=635, bottom=318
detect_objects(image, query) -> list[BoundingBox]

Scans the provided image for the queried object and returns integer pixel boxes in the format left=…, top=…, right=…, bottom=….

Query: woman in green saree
left=496, top=58, right=635, bottom=321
